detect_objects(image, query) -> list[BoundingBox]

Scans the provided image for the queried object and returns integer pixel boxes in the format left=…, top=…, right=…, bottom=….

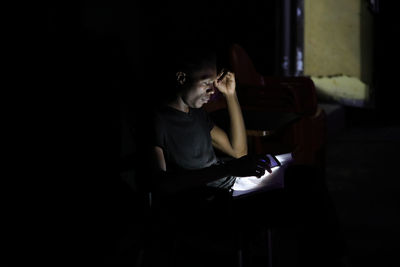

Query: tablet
left=231, top=153, right=293, bottom=198
left=266, top=154, right=281, bottom=168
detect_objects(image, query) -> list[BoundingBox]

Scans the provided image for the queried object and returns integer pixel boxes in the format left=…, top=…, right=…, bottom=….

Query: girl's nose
left=206, top=86, right=215, bottom=95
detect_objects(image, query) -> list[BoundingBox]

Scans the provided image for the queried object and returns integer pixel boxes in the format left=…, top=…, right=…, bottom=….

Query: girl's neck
left=167, top=97, right=189, bottom=113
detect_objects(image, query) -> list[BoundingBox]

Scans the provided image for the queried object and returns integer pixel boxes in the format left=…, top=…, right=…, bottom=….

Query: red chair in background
left=205, top=43, right=326, bottom=169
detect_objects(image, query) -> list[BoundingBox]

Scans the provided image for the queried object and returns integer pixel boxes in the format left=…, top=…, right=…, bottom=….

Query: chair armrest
left=237, top=76, right=318, bottom=115
left=238, top=84, right=300, bottom=114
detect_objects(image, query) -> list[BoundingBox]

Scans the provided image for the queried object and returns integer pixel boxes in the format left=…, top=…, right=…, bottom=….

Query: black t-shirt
left=152, top=105, right=235, bottom=190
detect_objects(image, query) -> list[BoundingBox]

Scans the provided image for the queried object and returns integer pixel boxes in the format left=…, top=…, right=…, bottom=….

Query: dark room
left=10, top=0, right=400, bottom=266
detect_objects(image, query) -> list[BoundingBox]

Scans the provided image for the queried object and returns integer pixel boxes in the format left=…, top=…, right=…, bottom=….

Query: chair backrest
left=229, top=43, right=265, bottom=87
left=204, top=43, right=266, bottom=113
left=228, top=43, right=318, bottom=115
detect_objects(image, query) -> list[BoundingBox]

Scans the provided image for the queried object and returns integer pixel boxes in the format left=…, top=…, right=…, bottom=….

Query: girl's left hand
left=214, top=70, right=236, bottom=96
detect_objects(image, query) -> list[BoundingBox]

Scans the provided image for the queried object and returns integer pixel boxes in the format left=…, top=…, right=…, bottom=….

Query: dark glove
left=224, top=154, right=272, bottom=178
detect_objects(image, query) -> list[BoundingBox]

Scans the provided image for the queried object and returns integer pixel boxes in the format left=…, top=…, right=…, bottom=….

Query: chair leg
left=237, top=248, right=244, bottom=267
left=168, top=238, right=178, bottom=267
left=236, top=227, right=273, bottom=267
left=136, top=248, right=145, bottom=267
left=236, top=230, right=244, bottom=267
left=266, top=227, right=273, bottom=267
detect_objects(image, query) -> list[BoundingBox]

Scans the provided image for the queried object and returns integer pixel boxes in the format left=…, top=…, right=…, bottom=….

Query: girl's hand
left=213, top=69, right=236, bottom=96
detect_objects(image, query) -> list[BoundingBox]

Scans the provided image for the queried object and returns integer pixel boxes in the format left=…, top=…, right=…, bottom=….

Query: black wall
left=42, top=0, right=280, bottom=262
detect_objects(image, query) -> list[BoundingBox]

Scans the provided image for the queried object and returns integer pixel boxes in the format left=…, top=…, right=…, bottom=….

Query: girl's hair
left=173, top=43, right=216, bottom=77
left=156, top=41, right=216, bottom=103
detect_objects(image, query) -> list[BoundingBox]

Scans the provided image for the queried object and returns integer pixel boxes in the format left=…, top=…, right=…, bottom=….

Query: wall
left=304, top=0, right=374, bottom=107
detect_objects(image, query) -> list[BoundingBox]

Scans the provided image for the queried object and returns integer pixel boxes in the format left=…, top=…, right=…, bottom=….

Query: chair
left=120, top=111, right=271, bottom=266
left=202, top=44, right=327, bottom=266
left=206, top=43, right=327, bottom=170
left=137, top=186, right=271, bottom=267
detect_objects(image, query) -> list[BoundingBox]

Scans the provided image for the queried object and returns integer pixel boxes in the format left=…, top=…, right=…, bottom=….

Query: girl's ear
left=176, top=71, right=186, bottom=86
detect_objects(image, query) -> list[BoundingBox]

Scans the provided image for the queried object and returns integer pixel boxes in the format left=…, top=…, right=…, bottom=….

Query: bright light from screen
left=231, top=153, right=293, bottom=198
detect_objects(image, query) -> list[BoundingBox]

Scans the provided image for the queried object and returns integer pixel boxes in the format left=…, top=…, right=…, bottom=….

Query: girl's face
left=181, top=66, right=217, bottom=108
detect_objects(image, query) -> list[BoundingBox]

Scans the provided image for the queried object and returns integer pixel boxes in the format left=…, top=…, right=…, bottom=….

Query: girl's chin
left=195, top=101, right=205, bottom=108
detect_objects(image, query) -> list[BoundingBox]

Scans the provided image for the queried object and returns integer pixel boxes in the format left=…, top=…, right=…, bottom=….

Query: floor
left=320, top=122, right=400, bottom=267
left=108, top=104, right=400, bottom=266
left=270, top=105, right=400, bottom=267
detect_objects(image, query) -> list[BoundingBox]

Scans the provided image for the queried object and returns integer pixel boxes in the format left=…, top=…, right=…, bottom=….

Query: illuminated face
left=181, top=66, right=217, bottom=108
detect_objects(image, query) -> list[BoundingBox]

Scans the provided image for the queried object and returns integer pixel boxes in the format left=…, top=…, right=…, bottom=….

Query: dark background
left=9, top=0, right=398, bottom=263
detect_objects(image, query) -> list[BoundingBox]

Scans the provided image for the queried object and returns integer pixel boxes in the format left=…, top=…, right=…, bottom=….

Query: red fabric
left=229, top=44, right=318, bottom=115
left=226, top=43, right=326, bottom=166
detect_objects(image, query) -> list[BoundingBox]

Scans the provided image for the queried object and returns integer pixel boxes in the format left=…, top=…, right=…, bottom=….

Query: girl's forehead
left=193, top=67, right=217, bottom=80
